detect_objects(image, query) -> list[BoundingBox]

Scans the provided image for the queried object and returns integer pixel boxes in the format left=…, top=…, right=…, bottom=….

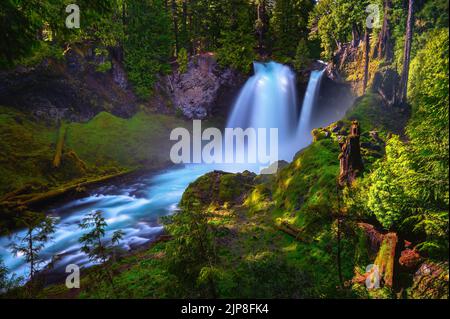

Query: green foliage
left=390, top=0, right=448, bottom=73
left=65, top=111, right=191, bottom=169
left=14, top=42, right=65, bottom=68
left=308, top=0, right=369, bottom=59
left=0, top=0, right=121, bottom=68
left=354, top=29, right=449, bottom=259
left=78, top=210, right=124, bottom=296
left=217, top=30, right=256, bottom=73
left=231, top=251, right=314, bottom=298
left=124, top=0, right=172, bottom=99
left=416, top=0, right=449, bottom=32
left=270, top=0, right=313, bottom=59
left=365, top=136, right=415, bottom=229
left=0, top=0, right=44, bottom=67
left=79, top=211, right=124, bottom=263
left=10, top=212, right=56, bottom=281
left=408, top=28, right=449, bottom=161
left=0, top=257, right=21, bottom=296
left=293, top=39, right=311, bottom=72
left=164, top=200, right=217, bottom=297
left=0, top=106, right=59, bottom=195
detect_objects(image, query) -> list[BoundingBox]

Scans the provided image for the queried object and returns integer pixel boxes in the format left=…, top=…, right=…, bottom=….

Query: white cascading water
left=297, top=69, right=326, bottom=148
left=227, top=62, right=325, bottom=162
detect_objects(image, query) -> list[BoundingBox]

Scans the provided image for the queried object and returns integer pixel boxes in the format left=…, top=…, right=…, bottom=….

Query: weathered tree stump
left=339, top=121, right=364, bottom=186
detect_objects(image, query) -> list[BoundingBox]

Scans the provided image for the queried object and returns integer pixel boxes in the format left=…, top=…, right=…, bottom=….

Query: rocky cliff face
left=164, top=53, right=244, bottom=120
left=0, top=45, right=138, bottom=123
left=0, top=49, right=244, bottom=123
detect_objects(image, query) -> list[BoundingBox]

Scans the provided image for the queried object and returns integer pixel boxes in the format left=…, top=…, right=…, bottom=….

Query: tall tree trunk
left=363, top=27, right=371, bottom=93
left=188, top=0, right=194, bottom=55
left=351, top=23, right=360, bottom=48
left=171, top=0, right=179, bottom=57
left=182, top=0, right=188, bottom=50
left=256, top=1, right=265, bottom=56
left=398, top=0, right=415, bottom=104
left=376, top=0, right=393, bottom=61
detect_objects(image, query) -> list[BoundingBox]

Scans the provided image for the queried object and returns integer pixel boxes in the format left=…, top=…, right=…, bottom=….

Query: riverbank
left=0, top=105, right=227, bottom=225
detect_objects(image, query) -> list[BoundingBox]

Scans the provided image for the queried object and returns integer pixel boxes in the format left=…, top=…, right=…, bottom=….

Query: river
left=0, top=165, right=214, bottom=281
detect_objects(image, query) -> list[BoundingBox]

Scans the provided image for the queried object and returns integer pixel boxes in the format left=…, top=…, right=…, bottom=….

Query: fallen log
left=2, top=169, right=135, bottom=210
left=275, top=221, right=305, bottom=241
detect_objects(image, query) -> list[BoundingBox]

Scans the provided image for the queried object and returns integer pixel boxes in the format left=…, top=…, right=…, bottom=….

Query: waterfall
left=297, top=69, right=325, bottom=147
left=226, top=62, right=325, bottom=163
left=0, top=63, right=334, bottom=283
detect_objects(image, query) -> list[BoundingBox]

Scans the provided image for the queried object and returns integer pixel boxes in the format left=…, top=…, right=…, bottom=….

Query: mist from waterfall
left=227, top=62, right=325, bottom=163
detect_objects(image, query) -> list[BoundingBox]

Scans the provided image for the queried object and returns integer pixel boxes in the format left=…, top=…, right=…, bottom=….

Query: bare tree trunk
left=363, top=27, right=371, bottom=93
left=398, top=0, right=415, bottom=104
left=376, top=0, right=393, bottom=61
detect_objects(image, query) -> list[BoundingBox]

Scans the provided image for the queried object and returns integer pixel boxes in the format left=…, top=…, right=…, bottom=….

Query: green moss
left=0, top=106, right=58, bottom=195
left=66, top=111, right=185, bottom=169
left=181, top=171, right=256, bottom=210
left=244, top=183, right=272, bottom=215
left=345, top=93, right=408, bottom=137
left=272, top=138, right=340, bottom=226
left=218, top=172, right=254, bottom=204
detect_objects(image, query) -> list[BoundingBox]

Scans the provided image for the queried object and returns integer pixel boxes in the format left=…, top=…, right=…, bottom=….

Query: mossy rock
left=181, top=170, right=256, bottom=209
left=312, top=128, right=330, bottom=142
